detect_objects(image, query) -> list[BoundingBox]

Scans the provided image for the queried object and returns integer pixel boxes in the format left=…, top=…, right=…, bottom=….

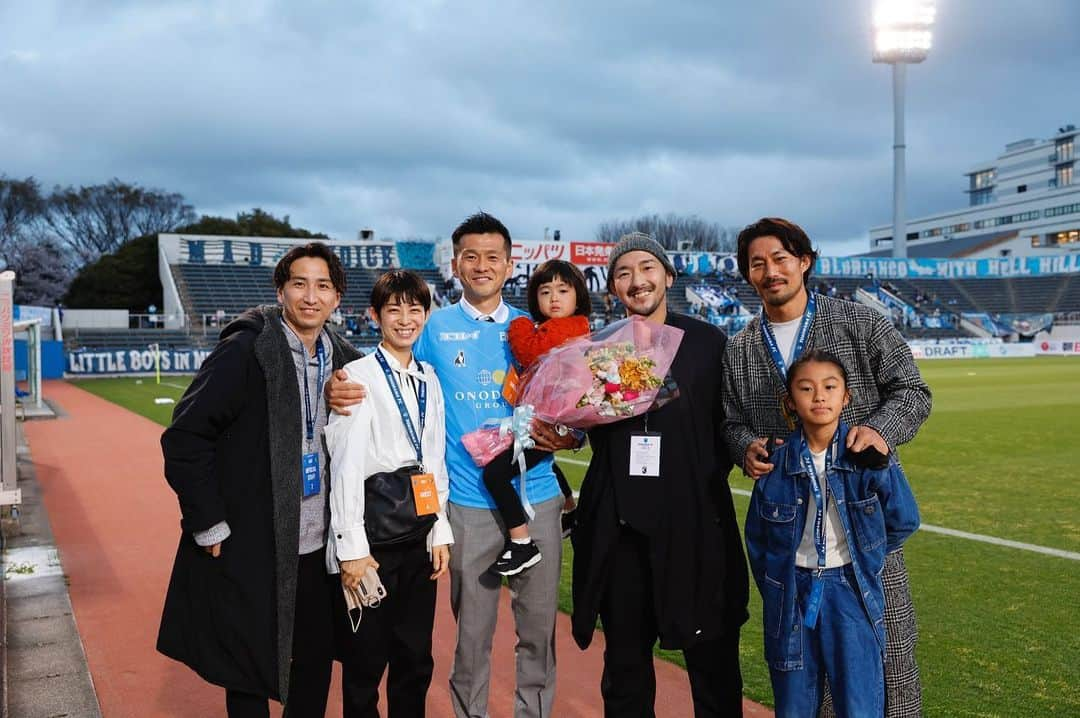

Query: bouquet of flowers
left=462, top=316, right=684, bottom=466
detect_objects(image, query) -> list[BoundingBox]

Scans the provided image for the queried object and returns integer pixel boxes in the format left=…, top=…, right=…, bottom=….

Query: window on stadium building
left=1053, top=229, right=1080, bottom=245
left=1058, top=164, right=1074, bottom=187
left=1045, top=202, right=1080, bottom=218
left=971, top=169, right=995, bottom=189
left=1056, top=138, right=1074, bottom=163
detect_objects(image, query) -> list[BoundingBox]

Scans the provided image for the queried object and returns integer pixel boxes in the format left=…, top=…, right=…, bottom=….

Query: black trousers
left=482, top=449, right=573, bottom=530
left=225, top=546, right=338, bottom=718
left=598, top=527, right=743, bottom=718
left=339, top=540, right=436, bottom=718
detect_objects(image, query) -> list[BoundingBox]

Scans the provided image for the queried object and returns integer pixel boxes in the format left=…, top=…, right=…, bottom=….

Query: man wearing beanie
left=571, top=232, right=750, bottom=716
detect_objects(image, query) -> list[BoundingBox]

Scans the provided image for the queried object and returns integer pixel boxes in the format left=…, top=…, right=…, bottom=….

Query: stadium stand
left=63, top=328, right=212, bottom=352
left=59, top=234, right=1080, bottom=364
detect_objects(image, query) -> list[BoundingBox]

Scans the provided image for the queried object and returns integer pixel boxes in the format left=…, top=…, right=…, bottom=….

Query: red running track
left=25, top=380, right=771, bottom=717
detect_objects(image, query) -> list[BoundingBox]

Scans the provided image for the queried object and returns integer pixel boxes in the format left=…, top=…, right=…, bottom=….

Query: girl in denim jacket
left=745, top=349, right=920, bottom=718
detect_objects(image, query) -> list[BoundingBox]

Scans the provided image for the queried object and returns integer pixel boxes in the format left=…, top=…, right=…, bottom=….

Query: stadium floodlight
left=873, top=0, right=935, bottom=63
left=873, top=0, right=935, bottom=259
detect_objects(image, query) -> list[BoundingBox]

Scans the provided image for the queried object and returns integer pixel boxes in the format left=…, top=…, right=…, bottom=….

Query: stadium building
left=868, top=124, right=1080, bottom=258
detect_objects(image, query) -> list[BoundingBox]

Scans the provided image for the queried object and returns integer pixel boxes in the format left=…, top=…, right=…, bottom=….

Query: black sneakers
left=489, top=541, right=542, bottom=576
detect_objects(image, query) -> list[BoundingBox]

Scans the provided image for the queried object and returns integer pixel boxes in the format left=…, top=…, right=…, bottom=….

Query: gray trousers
left=447, top=496, right=562, bottom=718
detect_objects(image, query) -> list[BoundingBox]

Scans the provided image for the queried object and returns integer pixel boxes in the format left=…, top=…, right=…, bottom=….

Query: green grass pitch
left=72, top=356, right=1080, bottom=716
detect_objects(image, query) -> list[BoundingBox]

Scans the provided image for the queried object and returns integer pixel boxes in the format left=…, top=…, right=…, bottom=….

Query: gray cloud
left=0, top=0, right=1077, bottom=256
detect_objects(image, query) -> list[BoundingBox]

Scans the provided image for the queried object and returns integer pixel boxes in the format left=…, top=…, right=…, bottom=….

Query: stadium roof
left=856, top=230, right=1017, bottom=259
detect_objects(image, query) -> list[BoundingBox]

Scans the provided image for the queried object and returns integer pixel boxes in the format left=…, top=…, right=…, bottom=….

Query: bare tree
left=45, top=178, right=195, bottom=264
left=595, top=213, right=738, bottom=253
left=0, top=176, right=47, bottom=265
left=10, top=236, right=75, bottom=306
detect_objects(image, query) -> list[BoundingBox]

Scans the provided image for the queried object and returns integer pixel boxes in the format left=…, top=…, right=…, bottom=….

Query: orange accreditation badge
left=411, top=472, right=440, bottom=516
left=502, top=365, right=522, bottom=405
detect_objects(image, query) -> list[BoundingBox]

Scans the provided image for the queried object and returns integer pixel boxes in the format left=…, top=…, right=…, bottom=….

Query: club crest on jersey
left=454, top=350, right=466, bottom=367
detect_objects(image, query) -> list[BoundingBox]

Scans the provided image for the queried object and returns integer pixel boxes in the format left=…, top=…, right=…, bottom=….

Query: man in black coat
left=158, top=243, right=361, bottom=717
left=572, top=233, right=749, bottom=717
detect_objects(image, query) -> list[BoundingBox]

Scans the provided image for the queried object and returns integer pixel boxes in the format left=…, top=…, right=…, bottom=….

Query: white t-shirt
left=795, top=449, right=853, bottom=569
left=768, top=316, right=803, bottom=368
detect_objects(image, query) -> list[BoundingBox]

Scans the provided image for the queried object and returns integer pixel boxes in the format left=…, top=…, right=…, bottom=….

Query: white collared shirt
left=458, top=295, right=511, bottom=323
left=324, top=346, right=453, bottom=566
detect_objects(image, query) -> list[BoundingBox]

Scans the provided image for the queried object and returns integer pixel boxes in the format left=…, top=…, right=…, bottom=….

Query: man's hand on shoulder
left=743, top=436, right=783, bottom=480
left=326, top=368, right=367, bottom=415
left=845, top=425, right=888, bottom=454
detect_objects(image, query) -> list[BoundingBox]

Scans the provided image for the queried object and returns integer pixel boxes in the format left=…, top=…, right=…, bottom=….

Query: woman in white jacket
left=325, top=270, right=452, bottom=718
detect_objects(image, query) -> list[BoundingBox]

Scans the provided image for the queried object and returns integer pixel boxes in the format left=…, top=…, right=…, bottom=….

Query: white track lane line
left=555, top=456, right=1080, bottom=561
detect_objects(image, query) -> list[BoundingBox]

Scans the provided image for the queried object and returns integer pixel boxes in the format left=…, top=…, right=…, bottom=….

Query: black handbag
left=363, top=464, right=436, bottom=548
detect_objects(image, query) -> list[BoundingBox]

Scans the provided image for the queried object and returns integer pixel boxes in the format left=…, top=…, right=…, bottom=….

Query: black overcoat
left=571, top=312, right=749, bottom=650
left=156, top=306, right=359, bottom=702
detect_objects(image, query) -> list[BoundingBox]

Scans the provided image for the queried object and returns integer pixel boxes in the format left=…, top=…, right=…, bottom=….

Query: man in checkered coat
left=722, top=217, right=932, bottom=717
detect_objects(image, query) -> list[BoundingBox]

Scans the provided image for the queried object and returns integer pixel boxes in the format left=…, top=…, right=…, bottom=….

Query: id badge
left=629, top=432, right=661, bottom=477
left=411, top=472, right=440, bottom=516
left=302, top=452, right=320, bottom=497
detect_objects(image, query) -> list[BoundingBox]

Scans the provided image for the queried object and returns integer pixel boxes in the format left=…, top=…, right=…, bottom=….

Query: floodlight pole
left=892, top=62, right=907, bottom=259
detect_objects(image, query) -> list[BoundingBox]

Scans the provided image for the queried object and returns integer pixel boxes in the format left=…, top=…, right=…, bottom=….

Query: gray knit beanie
left=606, top=231, right=677, bottom=290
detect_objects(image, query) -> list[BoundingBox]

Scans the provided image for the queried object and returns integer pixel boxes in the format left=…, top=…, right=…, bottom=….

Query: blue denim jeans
left=770, top=564, right=885, bottom=718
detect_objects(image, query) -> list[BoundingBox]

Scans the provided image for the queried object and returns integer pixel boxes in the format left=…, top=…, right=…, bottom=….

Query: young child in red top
left=485, top=260, right=591, bottom=576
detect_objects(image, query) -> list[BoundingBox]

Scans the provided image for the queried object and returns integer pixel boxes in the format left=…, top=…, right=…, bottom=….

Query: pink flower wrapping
left=517, top=315, right=683, bottom=428
left=461, top=316, right=684, bottom=466
left=460, top=427, right=513, bottom=467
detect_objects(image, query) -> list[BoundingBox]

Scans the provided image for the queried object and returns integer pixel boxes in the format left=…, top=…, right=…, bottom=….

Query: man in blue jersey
left=328, top=212, right=576, bottom=718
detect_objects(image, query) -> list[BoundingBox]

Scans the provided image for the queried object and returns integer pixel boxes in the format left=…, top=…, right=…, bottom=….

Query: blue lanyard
left=799, top=429, right=839, bottom=630
left=760, top=291, right=817, bottom=381
left=303, top=338, right=327, bottom=446
left=798, top=429, right=837, bottom=573
left=374, top=348, right=427, bottom=467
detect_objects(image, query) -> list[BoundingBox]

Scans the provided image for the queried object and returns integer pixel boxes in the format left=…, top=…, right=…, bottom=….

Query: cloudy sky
left=2, top=0, right=1078, bottom=255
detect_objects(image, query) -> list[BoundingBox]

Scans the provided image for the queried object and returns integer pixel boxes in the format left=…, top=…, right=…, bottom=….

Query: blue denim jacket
left=744, top=423, right=920, bottom=671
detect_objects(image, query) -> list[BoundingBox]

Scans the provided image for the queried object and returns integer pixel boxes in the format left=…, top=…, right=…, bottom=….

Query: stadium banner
left=569, top=242, right=613, bottom=265
left=511, top=241, right=571, bottom=264
left=66, top=346, right=213, bottom=375
left=178, top=236, right=398, bottom=269
left=1035, top=339, right=1080, bottom=356
left=517, top=241, right=742, bottom=276
left=393, top=241, right=436, bottom=270
left=509, top=262, right=608, bottom=295
left=908, top=342, right=1036, bottom=359
left=816, top=254, right=1080, bottom=279
left=670, top=252, right=739, bottom=276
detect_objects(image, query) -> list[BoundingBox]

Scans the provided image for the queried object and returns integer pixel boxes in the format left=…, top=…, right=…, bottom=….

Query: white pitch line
left=915, top=524, right=1080, bottom=561
left=557, top=458, right=1080, bottom=561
